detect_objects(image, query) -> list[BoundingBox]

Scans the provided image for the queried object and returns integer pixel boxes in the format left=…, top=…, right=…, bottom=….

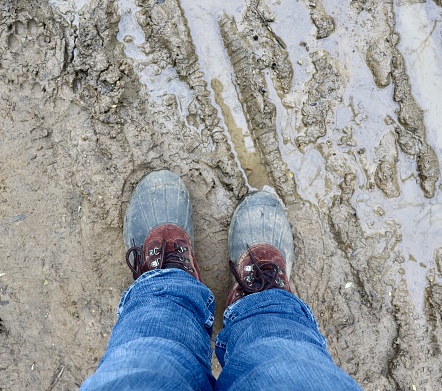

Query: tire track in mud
left=390, top=276, right=442, bottom=390
left=218, top=6, right=406, bottom=388
left=218, top=14, right=295, bottom=201
left=134, top=0, right=247, bottom=199
left=219, top=8, right=346, bottom=350
left=217, top=13, right=330, bottom=291
left=318, top=140, right=403, bottom=389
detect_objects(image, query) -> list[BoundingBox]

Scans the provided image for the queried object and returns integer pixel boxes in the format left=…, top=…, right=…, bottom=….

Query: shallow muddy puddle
left=211, top=78, right=270, bottom=188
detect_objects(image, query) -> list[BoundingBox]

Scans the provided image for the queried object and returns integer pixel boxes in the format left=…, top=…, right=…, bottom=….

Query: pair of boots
left=124, top=170, right=294, bottom=306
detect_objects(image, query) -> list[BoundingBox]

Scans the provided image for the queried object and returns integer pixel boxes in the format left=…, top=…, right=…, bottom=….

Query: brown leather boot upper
left=226, top=244, right=291, bottom=307
left=126, top=224, right=202, bottom=282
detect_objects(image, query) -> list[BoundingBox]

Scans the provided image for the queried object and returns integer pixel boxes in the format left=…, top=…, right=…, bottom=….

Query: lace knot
left=229, top=245, right=284, bottom=295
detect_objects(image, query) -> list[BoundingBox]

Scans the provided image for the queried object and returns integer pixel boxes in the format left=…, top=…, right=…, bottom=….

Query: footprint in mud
left=2, top=15, right=66, bottom=86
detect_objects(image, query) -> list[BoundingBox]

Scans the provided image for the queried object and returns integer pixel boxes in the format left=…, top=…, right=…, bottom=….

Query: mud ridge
left=296, top=50, right=346, bottom=151
left=355, top=0, right=440, bottom=198
left=219, top=13, right=296, bottom=202
left=135, top=0, right=247, bottom=198
left=307, top=0, right=335, bottom=39
left=242, top=0, right=293, bottom=96
left=389, top=276, right=442, bottom=390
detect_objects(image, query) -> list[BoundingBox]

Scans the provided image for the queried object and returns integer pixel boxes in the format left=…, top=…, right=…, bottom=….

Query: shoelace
left=126, top=240, right=191, bottom=279
left=229, top=245, right=280, bottom=294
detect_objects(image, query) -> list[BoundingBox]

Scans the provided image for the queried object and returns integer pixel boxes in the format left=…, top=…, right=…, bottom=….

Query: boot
left=227, top=191, right=294, bottom=306
left=123, top=170, right=202, bottom=281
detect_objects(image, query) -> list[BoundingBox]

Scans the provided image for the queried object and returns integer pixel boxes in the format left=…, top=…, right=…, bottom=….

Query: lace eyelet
left=151, top=259, right=160, bottom=268
left=148, top=248, right=160, bottom=256
left=177, top=246, right=188, bottom=254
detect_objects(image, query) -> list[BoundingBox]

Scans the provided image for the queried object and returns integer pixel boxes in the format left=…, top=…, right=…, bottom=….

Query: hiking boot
left=123, top=170, right=202, bottom=281
left=227, top=191, right=294, bottom=306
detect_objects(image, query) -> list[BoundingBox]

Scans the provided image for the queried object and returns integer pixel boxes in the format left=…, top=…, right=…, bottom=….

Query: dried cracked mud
left=1, top=0, right=441, bottom=390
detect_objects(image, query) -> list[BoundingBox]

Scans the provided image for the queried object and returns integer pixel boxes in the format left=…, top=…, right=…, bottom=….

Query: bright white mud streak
left=48, top=0, right=89, bottom=26
left=179, top=0, right=254, bottom=189
left=116, top=0, right=196, bottom=132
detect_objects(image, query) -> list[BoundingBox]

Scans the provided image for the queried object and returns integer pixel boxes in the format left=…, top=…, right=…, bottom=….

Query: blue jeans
left=80, top=269, right=362, bottom=390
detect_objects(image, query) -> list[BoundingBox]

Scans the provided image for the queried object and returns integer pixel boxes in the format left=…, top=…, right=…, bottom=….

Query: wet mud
left=308, top=0, right=336, bottom=39
left=296, top=50, right=346, bottom=151
left=1, top=0, right=441, bottom=390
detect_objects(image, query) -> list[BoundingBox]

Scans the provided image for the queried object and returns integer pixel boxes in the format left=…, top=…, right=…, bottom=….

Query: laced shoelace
left=126, top=239, right=192, bottom=279
left=229, top=245, right=281, bottom=294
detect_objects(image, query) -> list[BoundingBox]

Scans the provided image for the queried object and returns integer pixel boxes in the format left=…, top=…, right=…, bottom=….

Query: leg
left=215, top=192, right=362, bottom=390
left=81, top=269, right=215, bottom=391
left=80, top=170, right=216, bottom=390
left=215, top=290, right=361, bottom=390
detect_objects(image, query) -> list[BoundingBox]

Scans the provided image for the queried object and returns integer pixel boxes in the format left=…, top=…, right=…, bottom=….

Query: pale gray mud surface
left=1, top=0, right=442, bottom=390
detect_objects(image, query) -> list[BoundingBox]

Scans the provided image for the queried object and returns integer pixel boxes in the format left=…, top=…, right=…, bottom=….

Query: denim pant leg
left=215, top=290, right=362, bottom=391
left=80, top=269, right=216, bottom=391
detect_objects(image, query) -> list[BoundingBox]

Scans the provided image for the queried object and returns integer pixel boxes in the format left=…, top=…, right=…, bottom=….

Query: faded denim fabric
left=80, top=269, right=362, bottom=391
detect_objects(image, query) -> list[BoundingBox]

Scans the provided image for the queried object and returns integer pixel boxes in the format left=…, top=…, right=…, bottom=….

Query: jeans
left=80, top=269, right=362, bottom=390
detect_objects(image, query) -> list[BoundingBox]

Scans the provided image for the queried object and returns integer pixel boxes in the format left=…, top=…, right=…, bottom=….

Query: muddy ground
left=1, top=0, right=442, bottom=390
